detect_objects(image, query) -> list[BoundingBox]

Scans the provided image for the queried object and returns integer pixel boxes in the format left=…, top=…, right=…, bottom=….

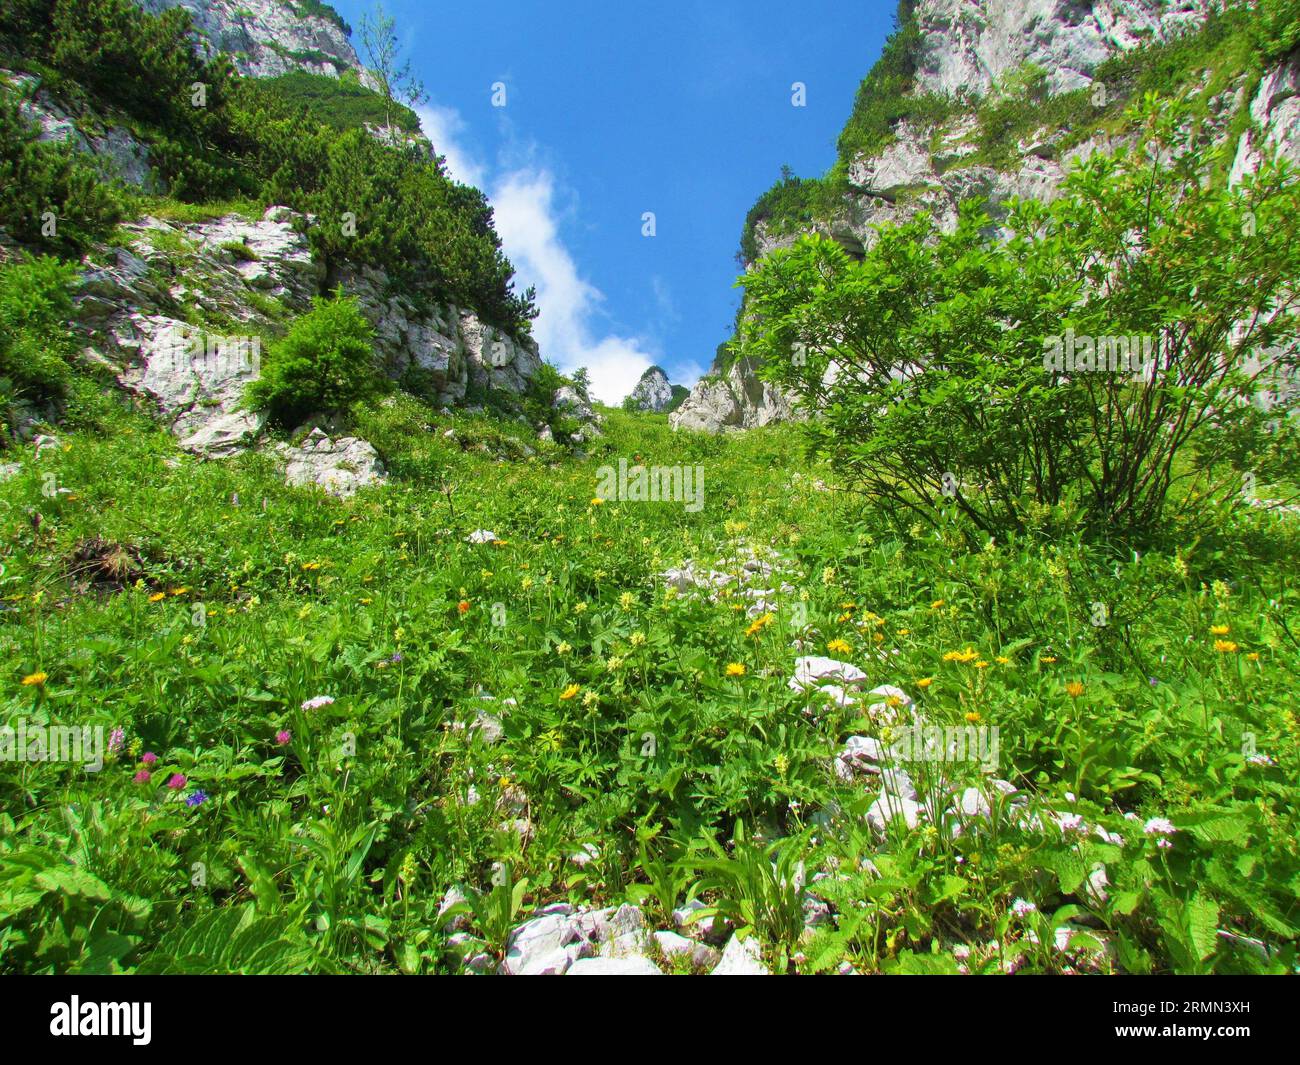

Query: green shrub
left=245, top=287, right=383, bottom=427
left=739, top=99, right=1300, bottom=545
left=0, top=94, right=123, bottom=253
left=0, top=255, right=79, bottom=425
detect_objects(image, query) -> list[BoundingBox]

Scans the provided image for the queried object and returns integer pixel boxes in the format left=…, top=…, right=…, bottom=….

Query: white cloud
left=414, top=106, right=657, bottom=405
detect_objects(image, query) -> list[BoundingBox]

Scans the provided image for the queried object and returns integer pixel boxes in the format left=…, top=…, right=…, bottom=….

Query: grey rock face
left=669, top=357, right=799, bottom=433
left=912, top=0, right=1215, bottom=98
left=627, top=366, right=674, bottom=412
left=275, top=428, right=386, bottom=497
left=136, top=0, right=363, bottom=79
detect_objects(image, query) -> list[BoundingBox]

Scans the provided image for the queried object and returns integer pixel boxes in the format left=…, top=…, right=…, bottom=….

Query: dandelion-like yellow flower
left=574, top=603, right=588, bottom=615
left=21, top=672, right=47, bottom=687
left=826, top=638, right=852, bottom=655
left=965, top=711, right=982, bottom=723
left=1214, top=639, right=1239, bottom=653
left=148, top=592, right=166, bottom=603
left=1246, top=652, right=1261, bottom=662
left=726, top=662, right=746, bottom=677
left=996, top=656, right=1010, bottom=665
left=916, top=678, right=933, bottom=689
left=1040, top=655, right=1058, bottom=664
left=559, top=683, right=581, bottom=700
left=1065, top=680, right=1085, bottom=698
left=1210, top=624, right=1230, bottom=636
left=745, top=612, right=774, bottom=638
left=556, top=641, right=572, bottom=655
left=590, top=497, right=605, bottom=506
left=943, top=647, right=979, bottom=663
left=931, top=599, right=945, bottom=609
left=619, top=592, right=634, bottom=609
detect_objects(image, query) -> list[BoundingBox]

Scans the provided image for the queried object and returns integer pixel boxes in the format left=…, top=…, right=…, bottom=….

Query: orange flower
left=457, top=600, right=471, bottom=614
left=1065, top=680, right=1084, bottom=698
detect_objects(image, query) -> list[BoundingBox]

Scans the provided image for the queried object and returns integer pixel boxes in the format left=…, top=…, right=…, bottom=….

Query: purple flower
left=108, top=728, right=125, bottom=755
left=167, top=773, right=187, bottom=790
left=141, top=751, right=158, bottom=765
left=133, top=769, right=151, bottom=784
left=185, top=790, right=208, bottom=808
left=275, top=729, right=292, bottom=746
left=389, top=652, right=404, bottom=664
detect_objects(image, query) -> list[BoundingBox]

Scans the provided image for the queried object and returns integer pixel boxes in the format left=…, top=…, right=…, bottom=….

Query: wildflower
left=995, top=656, right=1010, bottom=665
left=458, top=600, right=470, bottom=613
left=185, top=790, right=208, bottom=808
left=1065, top=681, right=1085, bottom=698
left=275, top=730, right=292, bottom=746
left=108, top=728, right=125, bottom=755
left=1143, top=817, right=1176, bottom=837
left=590, top=497, right=605, bottom=506
left=574, top=603, right=588, bottom=615
left=1246, top=652, right=1260, bottom=662
left=943, top=647, right=978, bottom=663
left=170, top=587, right=190, bottom=596
left=619, top=592, right=635, bottom=610
left=301, top=695, right=335, bottom=711
left=931, top=599, right=944, bottom=609
left=1214, top=639, right=1239, bottom=653
left=1248, top=753, right=1275, bottom=766
left=605, top=655, right=625, bottom=672
left=302, top=562, right=321, bottom=571
left=964, top=711, right=981, bottom=724
left=629, top=631, right=646, bottom=647
left=141, top=751, right=158, bottom=765
left=916, top=677, right=933, bottom=689
left=581, top=690, right=599, bottom=708
left=726, top=662, right=746, bottom=677
left=559, top=683, right=581, bottom=701
left=1210, top=624, right=1230, bottom=636
left=897, top=628, right=910, bottom=636
left=822, top=566, right=836, bottom=585
left=167, top=773, right=187, bottom=790
left=974, top=660, right=988, bottom=669
left=1055, top=812, right=1085, bottom=834
left=745, top=612, right=774, bottom=637
left=148, top=592, right=166, bottom=603
left=1039, top=655, right=1057, bottom=664
left=133, top=769, right=151, bottom=784
left=1010, top=898, right=1037, bottom=918
left=826, top=638, right=852, bottom=655
left=556, top=641, right=572, bottom=655
left=774, top=753, right=789, bottom=776
left=20, top=672, right=47, bottom=687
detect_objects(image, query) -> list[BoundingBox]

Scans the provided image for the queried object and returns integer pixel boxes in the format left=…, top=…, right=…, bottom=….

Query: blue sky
left=331, top=1, right=896, bottom=403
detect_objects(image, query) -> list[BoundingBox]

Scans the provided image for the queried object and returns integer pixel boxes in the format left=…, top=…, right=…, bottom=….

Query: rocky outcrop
left=912, top=0, right=1216, bottom=98
left=137, top=0, right=363, bottom=79
left=333, top=264, right=543, bottom=408
left=670, top=358, right=799, bottom=433
left=626, top=366, right=674, bottom=412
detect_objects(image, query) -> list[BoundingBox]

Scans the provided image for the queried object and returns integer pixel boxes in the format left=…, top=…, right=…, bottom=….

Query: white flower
left=1143, top=817, right=1176, bottom=836
left=1054, top=812, right=1086, bottom=834
left=952, top=944, right=971, bottom=960
left=301, top=695, right=336, bottom=711
left=1011, top=897, right=1037, bottom=918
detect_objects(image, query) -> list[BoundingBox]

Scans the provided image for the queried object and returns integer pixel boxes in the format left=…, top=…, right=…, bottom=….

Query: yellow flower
left=774, top=753, right=789, bottom=776
left=725, top=662, right=746, bottom=677
left=897, top=628, right=910, bottom=636
left=556, top=641, right=572, bottom=655
left=1246, top=652, right=1260, bottom=662
left=916, top=677, right=933, bottom=689
left=943, top=647, right=979, bottom=663
left=996, top=655, right=1010, bottom=665
left=619, top=592, right=634, bottom=609
left=974, top=660, right=988, bottom=669
left=590, top=497, right=605, bottom=506
left=559, top=683, right=581, bottom=700
left=302, top=562, right=321, bottom=571
left=745, top=612, right=775, bottom=638
left=931, top=599, right=945, bottom=609
left=826, top=638, right=852, bottom=655
left=1210, top=624, right=1230, bottom=636
left=574, top=603, right=588, bottom=615
left=1065, top=680, right=1085, bottom=698
left=21, top=672, right=47, bottom=687
left=964, top=711, right=982, bottom=723
left=629, top=631, right=646, bottom=647
left=581, top=690, right=599, bottom=708
left=1214, top=639, right=1239, bottom=653
left=148, top=592, right=166, bottom=603
left=170, top=587, right=190, bottom=596
left=1040, top=655, right=1057, bottom=664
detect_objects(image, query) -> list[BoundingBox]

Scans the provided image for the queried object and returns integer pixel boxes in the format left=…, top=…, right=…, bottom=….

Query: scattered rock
left=711, top=935, right=769, bottom=975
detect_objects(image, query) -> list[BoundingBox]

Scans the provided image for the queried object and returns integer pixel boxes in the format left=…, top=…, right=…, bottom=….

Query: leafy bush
left=245, top=287, right=383, bottom=427
left=739, top=99, right=1300, bottom=544
left=0, top=255, right=79, bottom=425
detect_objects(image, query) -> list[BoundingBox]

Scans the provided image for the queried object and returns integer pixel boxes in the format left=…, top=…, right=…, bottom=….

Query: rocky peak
left=626, top=366, right=674, bottom=412
left=136, top=0, right=363, bottom=79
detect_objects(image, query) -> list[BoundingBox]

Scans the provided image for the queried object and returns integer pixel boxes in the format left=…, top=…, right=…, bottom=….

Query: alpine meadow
left=3, top=0, right=1300, bottom=988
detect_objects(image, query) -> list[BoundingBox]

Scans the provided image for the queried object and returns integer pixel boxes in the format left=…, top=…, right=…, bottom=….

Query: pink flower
left=276, top=729, right=292, bottom=746
left=167, top=773, right=187, bottom=790
left=133, top=769, right=151, bottom=784
left=141, top=751, right=158, bottom=765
